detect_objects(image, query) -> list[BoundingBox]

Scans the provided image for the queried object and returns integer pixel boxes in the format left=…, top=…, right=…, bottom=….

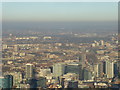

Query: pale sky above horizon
left=2, top=2, right=118, bottom=22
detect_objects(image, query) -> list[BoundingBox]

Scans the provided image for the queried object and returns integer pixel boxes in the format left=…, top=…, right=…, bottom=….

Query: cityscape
left=1, top=2, right=120, bottom=89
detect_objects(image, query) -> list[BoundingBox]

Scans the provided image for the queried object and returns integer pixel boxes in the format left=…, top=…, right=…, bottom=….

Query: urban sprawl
left=1, top=31, right=120, bottom=88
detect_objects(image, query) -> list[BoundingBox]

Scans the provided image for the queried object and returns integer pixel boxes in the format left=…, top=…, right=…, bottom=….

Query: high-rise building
left=64, top=63, right=83, bottom=80
left=9, top=72, right=22, bottom=87
left=53, top=63, right=65, bottom=78
left=105, top=61, right=114, bottom=78
left=0, top=77, right=4, bottom=88
left=114, top=62, right=118, bottom=77
left=97, top=61, right=117, bottom=78
left=26, top=63, right=34, bottom=79
left=93, top=64, right=99, bottom=77
left=78, top=64, right=83, bottom=80
left=79, top=48, right=86, bottom=68
left=79, top=48, right=87, bottom=80
left=65, top=64, right=80, bottom=74
left=0, top=75, right=13, bottom=88
left=83, top=68, right=92, bottom=80
left=97, top=61, right=104, bottom=77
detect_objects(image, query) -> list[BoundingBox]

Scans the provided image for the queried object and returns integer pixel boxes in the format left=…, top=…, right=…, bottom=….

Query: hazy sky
left=2, top=2, right=118, bottom=22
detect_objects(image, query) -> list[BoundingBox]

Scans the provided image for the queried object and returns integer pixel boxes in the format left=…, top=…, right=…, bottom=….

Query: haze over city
left=2, top=2, right=118, bottom=33
left=1, top=2, right=120, bottom=89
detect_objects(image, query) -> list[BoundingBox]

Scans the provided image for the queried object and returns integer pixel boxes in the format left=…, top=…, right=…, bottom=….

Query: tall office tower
left=26, top=63, right=34, bottom=79
left=114, top=62, right=118, bottom=77
left=64, top=63, right=83, bottom=80
left=98, top=61, right=104, bottom=77
left=0, top=77, right=4, bottom=88
left=93, top=64, right=99, bottom=77
left=78, top=48, right=86, bottom=80
left=0, top=75, right=13, bottom=88
left=79, top=48, right=86, bottom=68
left=9, top=72, right=22, bottom=87
left=53, top=63, right=65, bottom=78
left=83, top=68, right=92, bottom=80
left=78, top=64, right=83, bottom=80
left=81, top=53, right=86, bottom=68
left=64, top=64, right=80, bottom=74
left=103, top=61, right=106, bottom=74
left=105, top=61, right=114, bottom=78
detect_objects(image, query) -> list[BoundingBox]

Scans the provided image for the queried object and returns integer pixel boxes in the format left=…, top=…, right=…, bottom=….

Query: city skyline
left=1, top=2, right=120, bottom=89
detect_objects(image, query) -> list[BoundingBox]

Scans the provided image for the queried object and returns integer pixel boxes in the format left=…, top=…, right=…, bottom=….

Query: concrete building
left=93, top=64, right=99, bottom=77
left=26, top=63, right=34, bottom=79
left=105, top=61, right=114, bottom=78
left=0, top=77, right=4, bottom=88
left=65, top=64, right=80, bottom=74
left=0, top=75, right=13, bottom=88
left=9, top=72, right=22, bottom=87
left=83, top=68, right=92, bottom=80
left=98, top=61, right=105, bottom=78
left=53, top=63, right=65, bottom=78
